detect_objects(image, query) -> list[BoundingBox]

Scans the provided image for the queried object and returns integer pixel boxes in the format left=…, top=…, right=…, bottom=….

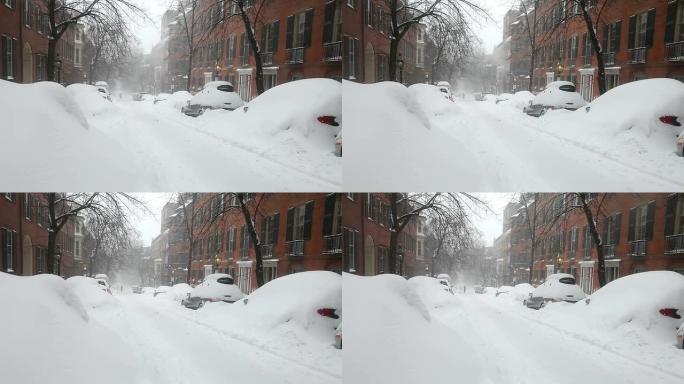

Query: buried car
left=181, top=81, right=244, bottom=116
left=524, top=296, right=546, bottom=310
left=524, top=81, right=586, bottom=117
left=182, top=273, right=244, bottom=309
left=531, top=273, right=587, bottom=303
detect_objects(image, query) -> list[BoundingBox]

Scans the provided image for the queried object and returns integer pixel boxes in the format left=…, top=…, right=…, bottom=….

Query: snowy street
left=90, top=293, right=340, bottom=384
left=432, top=293, right=684, bottom=384
left=344, top=81, right=684, bottom=191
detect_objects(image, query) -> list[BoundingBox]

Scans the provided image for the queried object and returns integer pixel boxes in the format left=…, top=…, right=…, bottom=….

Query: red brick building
left=519, top=0, right=684, bottom=99
left=178, top=0, right=342, bottom=99
left=503, top=193, right=684, bottom=294
left=184, top=193, right=343, bottom=293
left=0, top=0, right=90, bottom=84
left=342, top=193, right=419, bottom=277
left=342, top=0, right=429, bottom=84
left=0, top=193, right=76, bottom=277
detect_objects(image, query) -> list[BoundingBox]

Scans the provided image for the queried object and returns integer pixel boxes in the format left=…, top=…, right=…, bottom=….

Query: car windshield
left=216, top=277, right=234, bottom=284
left=558, top=84, right=576, bottom=92
left=97, top=281, right=106, bottom=286
left=559, top=277, right=576, bottom=284
left=217, top=85, right=234, bottom=92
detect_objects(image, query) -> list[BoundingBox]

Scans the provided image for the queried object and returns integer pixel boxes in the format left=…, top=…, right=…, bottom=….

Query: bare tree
left=177, top=193, right=199, bottom=284
left=575, top=193, right=610, bottom=287
left=86, top=211, right=136, bottom=276
left=236, top=193, right=266, bottom=287
left=174, top=0, right=200, bottom=91
left=387, top=193, right=486, bottom=275
left=87, top=21, right=134, bottom=83
left=45, top=0, right=147, bottom=82
left=45, top=193, right=147, bottom=275
left=427, top=20, right=474, bottom=83
left=383, top=0, right=488, bottom=82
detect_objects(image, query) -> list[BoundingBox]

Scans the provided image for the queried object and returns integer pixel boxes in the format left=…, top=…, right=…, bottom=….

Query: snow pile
left=408, top=276, right=457, bottom=309
left=193, top=271, right=342, bottom=376
left=66, top=276, right=119, bottom=309
left=408, top=83, right=461, bottom=119
left=344, top=273, right=488, bottom=384
left=190, top=82, right=244, bottom=110
left=154, top=283, right=192, bottom=302
left=499, top=91, right=535, bottom=110
left=0, top=272, right=140, bottom=384
left=190, top=280, right=244, bottom=302
left=533, top=274, right=587, bottom=302
left=66, top=83, right=116, bottom=116
left=0, top=80, right=150, bottom=190
left=577, top=271, right=684, bottom=341
left=505, top=283, right=535, bottom=302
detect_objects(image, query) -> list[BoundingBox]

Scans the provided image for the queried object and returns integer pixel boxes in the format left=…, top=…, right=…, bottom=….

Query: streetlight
left=214, top=255, right=221, bottom=273
left=54, top=245, right=63, bottom=277
left=215, top=60, right=221, bottom=81
left=55, top=54, right=63, bottom=84
left=556, top=63, right=564, bottom=81
left=397, top=53, right=404, bottom=84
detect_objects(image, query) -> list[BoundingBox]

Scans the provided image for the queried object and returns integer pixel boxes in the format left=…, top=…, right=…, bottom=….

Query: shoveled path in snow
left=433, top=293, right=684, bottom=384
left=91, top=294, right=339, bottom=384
left=89, top=100, right=339, bottom=191
left=437, top=100, right=684, bottom=191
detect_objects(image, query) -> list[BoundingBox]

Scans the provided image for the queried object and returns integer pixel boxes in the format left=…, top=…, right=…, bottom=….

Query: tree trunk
left=388, top=37, right=399, bottom=82
left=47, top=39, right=57, bottom=82
left=185, top=193, right=196, bottom=284
left=240, top=6, right=265, bottom=95
left=580, top=2, right=607, bottom=95
left=387, top=193, right=401, bottom=274
left=238, top=194, right=264, bottom=287
left=580, top=194, right=606, bottom=288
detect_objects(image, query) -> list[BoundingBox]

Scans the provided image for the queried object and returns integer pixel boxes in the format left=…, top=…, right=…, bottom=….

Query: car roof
left=204, top=81, right=234, bottom=88
left=546, top=81, right=575, bottom=88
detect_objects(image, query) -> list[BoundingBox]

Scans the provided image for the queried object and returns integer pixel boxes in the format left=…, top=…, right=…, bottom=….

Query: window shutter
left=343, top=36, right=349, bottom=78
left=286, top=207, right=294, bottom=241
left=272, top=212, right=280, bottom=244
left=645, top=201, right=656, bottom=241
left=323, top=194, right=335, bottom=237
left=614, top=21, right=621, bottom=52
left=260, top=25, right=267, bottom=54
left=628, top=15, right=636, bottom=49
left=602, top=218, right=608, bottom=245
left=602, top=25, right=609, bottom=53
left=665, top=194, right=678, bottom=237
left=1, top=228, right=5, bottom=269
left=286, top=15, right=294, bottom=49
left=1, top=37, right=6, bottom=79
left=239, top=33, right=245, bottom=56
left=581, top=32, right=587, bottom=56
left=614, top=212, right=621, bottom=245
left=323, top=1, right=335, bottom=44
left=665, top=1, right=677, bottom=44
left=303, top=9, right=314, bottom=48
left=628, top=207, right=636, bottom=242
left=645, top=9, right=656, bottom=48
left=303, top=201, right=314, bottom=240
left=260, top=217, right=267, bottom=245
left=272, top=21, right=279, bottom=52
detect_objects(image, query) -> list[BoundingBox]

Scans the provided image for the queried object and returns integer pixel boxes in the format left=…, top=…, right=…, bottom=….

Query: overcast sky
left=132, top=193, right=173, bottom=247
left=132, top=1, right=515, bottom=55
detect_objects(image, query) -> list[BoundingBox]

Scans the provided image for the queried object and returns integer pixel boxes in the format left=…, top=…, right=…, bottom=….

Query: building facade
left=505, top=0, right=684, bottom=97
left=0, top=0, right=91, bottom=85
left=497, top=193, right=684, bottom=294
left=342, top=193, right=419, bottom=277
left=0, top=193, right=77, bottom=277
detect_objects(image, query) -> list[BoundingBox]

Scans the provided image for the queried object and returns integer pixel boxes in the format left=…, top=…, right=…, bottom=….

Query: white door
left=580, top=73, right=594, bottom=102
left=580, top=265, right=594, bottom=294
left=546, top=265, right=555, bottom=278
left=203, top=72, right=212, bottom=86
left=203, top=264, right=212, bottom=279
left=238, top=265, right=252, bottom=293
left=545, top=72, right=554, bottom=85
left=238, top=73, right=252, bottom=101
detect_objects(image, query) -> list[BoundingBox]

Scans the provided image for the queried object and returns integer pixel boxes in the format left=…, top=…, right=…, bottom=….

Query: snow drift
left=0, top=272, right=140, bottom=384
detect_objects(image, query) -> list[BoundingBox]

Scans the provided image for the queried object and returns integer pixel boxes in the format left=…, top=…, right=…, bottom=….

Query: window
left=227, top=227, right=236, bottom=255
left=676, top=0, right=684, bottom=42
left=629, top=202, right=655, bottom=242
left=260, top=20, right=279, bottom=54
left=606, top=73, right=619, bottom=90
left=603, top=212, right=622, bottom=246
left=569, top=35, right=578, bottom=61
left=264, top=73, right=276, bottom=90
left=376, top=54, right=387, bottom=81
left=569, top=226, right=577, bottom=253
left=260, top=213, right=280, bottom=245
left=2, top=37, right=16, bottom=80
left=286, top=201, right=314, bottom=242
left=347, top=0, right=356, bottom=8
left=365, top=0, right=373, bottom=27
left=345, top=36, right=358, bottom=79
left=603, top=21, right=622, bottom=54
left=286, top=9, right=313, bottom=49
left=347, top=229, right=357, bottom=271
left=263, top=265, right=277, bottom=283
left=239, top=226, right=250, bottom=259
left=666, top=194, right=684, bottom=236
left=377, top=246, right=386, bottom=273
left=2, top=228, right=16, bottom=272
left=323, top=1, right=341, bottom=43
left=416, top=46, right=424, bottom=68
left=629, top=9, right=655, bottom=49
left=34, top=54, right=46, bottom=81
left=23, top=0, right=30, bottom=26
left=323, top=194, right=341, bottom=236
left=227, top=34, right=236, bottom=61
left=606, top=264, right=619, bottom=283
left=35, top=247, right=46, bottom=273
left=4, top=0, right=14, bottom=8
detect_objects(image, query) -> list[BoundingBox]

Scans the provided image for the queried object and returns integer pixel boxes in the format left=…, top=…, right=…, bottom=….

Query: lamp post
left=54, top=245, right=63, bottom=277
left=55, top=54, right=62, bottom=84
left=398, top=54, right=404, bottom=84
left=214, top=255, right=221, bottom=273
left=556, top=63, right=564, bottom=81
left=215, top=61, right=221, bottom=81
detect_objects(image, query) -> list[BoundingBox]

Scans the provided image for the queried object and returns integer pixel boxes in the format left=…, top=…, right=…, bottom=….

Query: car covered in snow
left=181, top=81, right=244, bottom=117
left=473, top=285, right=485, bottom=294
left=153, top=285, right=171, bottom=297
left=436, top=274, right=453, bottom=294
left=94, top=81, right=112, bottom=102
left=524, top=81, right=586, bottom=117
left=237, top=78, right=342, bottom=156
left=531, top=273, right=586, bottom=303
left=437, top=84, right=454, bottom=102
left=581, top=78, right=683, bottom=130
left=182, top=273, right=244, bottom=309
left=131, top=285, right=143, bottom=294
left=524, top=296, right=546, bottom=310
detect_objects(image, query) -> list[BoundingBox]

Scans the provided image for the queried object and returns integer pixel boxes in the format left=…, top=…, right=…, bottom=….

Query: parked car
left=334, top=322, right=343, bottom=349
left=495, top=93, right=513, bottom=104
left=181, top=81, right=244, bottom=117
left=153, top=286, right=171, bottom=297
left=94, top=276, right=112, bottom=294
left=437, top=85, right=454, bottom=102
left=473, top=92, right=486, bottom=101
left=94, top=81, right=112, bottom=102
left=677, top=321, right=684, bottom=349
left=524, top=81, right=586, bottom=117
left=131, top=285, right=143, bottom=294
left=495, top=285, right=514, bottom=297
left=473, top=285, right=485, bottom=294
left=183, top=273, right=244, bottom=309
left=523, top=295, right=546, bottom=310
left=531, top=273, right=587, bottom=303
left=132, top=92, right=148, bottom=101
left=678, top=130, right=684, bottom=157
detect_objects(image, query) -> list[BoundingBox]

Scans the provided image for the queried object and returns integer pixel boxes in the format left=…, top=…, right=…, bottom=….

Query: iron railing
left=665, top=234, right=684, bottom=255
left=602, top=52, right=615, bottom=66
left=286, top=47, right=305, bottom=64
left=261, top=52, right=273, bottom=66
left=602, top=244, right=616, bottom=258
left=629, top=240, right=647, bottom=256
left=260, top=244, right=274, bottom=258
left=287, top=240, right=305, bottom=256
left=666, top=41, right=684, bottom=62
left=323, top=234, right=343, bottom=254
left=323, top=41, right=342, bottom=62
left=628, top=47, right=647, bottom=64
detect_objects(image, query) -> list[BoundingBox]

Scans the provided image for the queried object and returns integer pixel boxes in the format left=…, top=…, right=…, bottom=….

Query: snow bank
left=408, top=276, right=457, bottom=309
left=344, top=273, right=489, bottom=384
left=0, top=80, right=149, bottom=190
left=508, top=283, right=535, bottom=301
left=499, top=91, right=535, bottom=110
left=66, top=276, right=119, bottom=309
left=67, top=83, right=116, bottom=116
left=408, top=83, right=461, bottom=119
left=0, top=272, right=140, bottom=384
left=155, top=282, right=192, bottom=302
